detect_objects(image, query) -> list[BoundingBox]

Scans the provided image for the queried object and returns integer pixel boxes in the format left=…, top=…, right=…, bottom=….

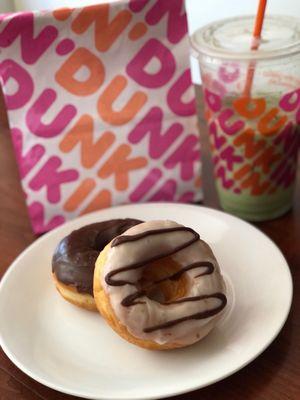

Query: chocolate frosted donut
left=52, top=219, right=142, bottom=310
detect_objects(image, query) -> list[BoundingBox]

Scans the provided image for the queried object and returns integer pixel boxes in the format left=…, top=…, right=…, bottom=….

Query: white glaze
left=100, top=220, right=227, bottom=346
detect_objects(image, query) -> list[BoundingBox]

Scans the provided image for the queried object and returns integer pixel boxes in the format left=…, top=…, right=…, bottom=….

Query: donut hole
left=138, top=257, right=188, bottom=304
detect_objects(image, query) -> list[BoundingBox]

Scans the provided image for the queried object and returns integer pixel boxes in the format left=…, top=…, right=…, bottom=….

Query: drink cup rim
left=190, top=15, right=300, bottom=62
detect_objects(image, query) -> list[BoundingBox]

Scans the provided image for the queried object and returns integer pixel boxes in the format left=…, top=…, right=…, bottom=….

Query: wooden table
left=0, top=87, right=299, bottom=400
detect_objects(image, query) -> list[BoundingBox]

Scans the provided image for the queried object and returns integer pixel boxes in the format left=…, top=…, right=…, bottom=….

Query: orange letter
left=233, top=96, right=266, bottom=119
left=258, top=108, right=287, bottom=136
left=98, top=144, right=147, bottom=191
left=59, top=114, right=115, bottom=168
left=253, top=147, right=281, bottom=174
left=53, top=8, right=73, bottom=21
left=80, top=190, right=112, bottom=215
left=233, top=129, right=265, bottom=158
left=234, top=165, right=251, bottom=180
left=98, top=75, right=147, bottom=125
left=71, top=4, right=132, bottom=52
left=64, top=179, right=96, bottom=212
left=55, top=48, right=105, bottom=96
left=241, top=172, right=270, bottom=195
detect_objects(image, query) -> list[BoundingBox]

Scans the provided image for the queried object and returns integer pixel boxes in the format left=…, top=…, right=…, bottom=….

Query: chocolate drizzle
left=52, top=219, right=142, bottom=295
left=106, top=227, right=199, bottom=286
left=111, top=227, right=199, bottom=248
left=143, top=293, right=227, bottom=333
left=159, top=261, right=215, bottom=282
left=105, top=225, right=227, bottom=333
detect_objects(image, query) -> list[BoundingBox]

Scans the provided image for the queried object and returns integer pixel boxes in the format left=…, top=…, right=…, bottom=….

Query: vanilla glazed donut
left=52, top=219, right=142, bottom=311
left=94, top=220, right=227, bottom=349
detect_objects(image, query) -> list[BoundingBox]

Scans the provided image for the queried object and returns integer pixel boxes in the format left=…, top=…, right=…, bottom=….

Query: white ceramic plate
left=0, top=203, right=292, bottom=400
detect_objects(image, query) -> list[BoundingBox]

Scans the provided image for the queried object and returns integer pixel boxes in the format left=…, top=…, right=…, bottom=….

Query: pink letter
left=216, top=166, right=234, bottom=189
left=279, top=89, right=300, bottom=112
left=164, top=134, right=200, bottom=180
left=218, top=63, right=240, bottom=83
left=167, top=69, right=195, bottom=116
left=11, top=128, right=45, bottom=178
left=28, top=201, right=65, bottom=233
left=297, top=107, right=300, bottom=124
left=276, top=165, right=296, bottom=188
left=129, top=168, right=162, bottom=201
left=126, top=38, right=176, bottom=88
left=129, top=0, right=150, bottom=12
left=128, top=107, right=183, bottom=158
left=274, top=122, right=296, bottom=151
left=26, top=89, right=77, bottom=138
left=178, top=191, right=194, bottom=203
left=29, top=156, right=79, bottom=203
left=220, top=145, right=243, bottom=171
left=0, top=13, right=58, bottom=64
left=209, top=121, right=226, bottom=150
left=204, top=89, right=221, bottom=112
left=0, top=60, right=33, bottom=109
left=145, top=0, right=187, bottom=44
left=149, top=179, right=176, bottom=201
left=218, top=109, right=244, bottom=135
left=271, top=134, right=299, bottom=181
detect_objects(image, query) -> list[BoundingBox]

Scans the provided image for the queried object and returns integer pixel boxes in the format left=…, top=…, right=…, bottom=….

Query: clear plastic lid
left=191, top=15, right=300, bottom=61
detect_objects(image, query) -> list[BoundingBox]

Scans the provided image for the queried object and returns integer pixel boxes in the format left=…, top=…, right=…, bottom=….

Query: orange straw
left=243, top=0, right=268, bottom=96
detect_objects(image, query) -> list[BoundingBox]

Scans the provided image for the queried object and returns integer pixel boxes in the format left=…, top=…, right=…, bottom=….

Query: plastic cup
left=191, top=15, right=300, bottom=221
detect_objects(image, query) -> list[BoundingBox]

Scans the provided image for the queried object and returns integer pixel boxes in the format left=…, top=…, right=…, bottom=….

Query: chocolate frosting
left=52, top=219, right=142, bottom=295
left=105, top=226, right=227, bottom=332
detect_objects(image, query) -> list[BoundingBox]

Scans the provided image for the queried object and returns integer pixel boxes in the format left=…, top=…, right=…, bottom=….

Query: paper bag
left=0, top=0, right=202, bottom=233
